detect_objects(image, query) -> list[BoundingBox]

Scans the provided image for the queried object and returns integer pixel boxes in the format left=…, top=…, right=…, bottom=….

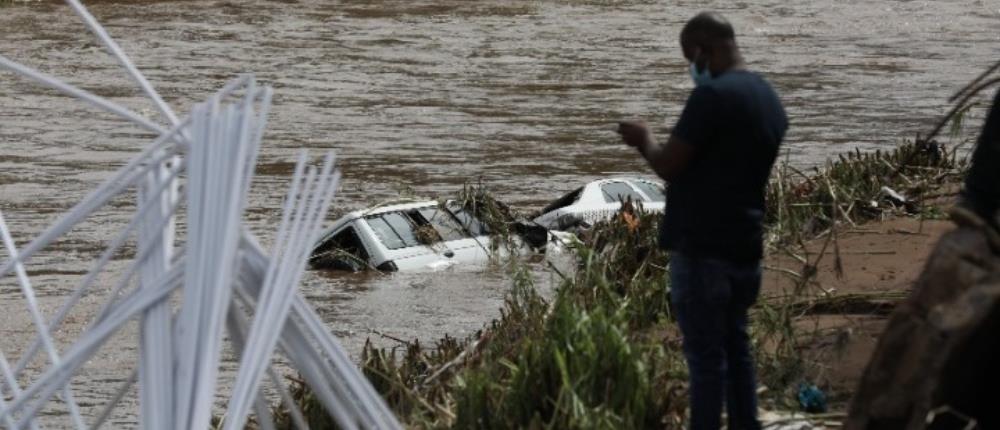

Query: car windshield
left=632, top=181, right=665, bottom=202
left=600, top=181, right=646, bottom=203
left=446, top=203, right=489, bottom=236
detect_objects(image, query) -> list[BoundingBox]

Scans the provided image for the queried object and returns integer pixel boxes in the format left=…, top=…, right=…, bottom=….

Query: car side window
left=446, top=203, right=489, bottom=236
left=633, top=181, right=666, bottom=202
left=600, top=182, right=646, bottom=203
left=417, top=207, right=468, bottom=241
left=366, top=212, right=420, bottom=250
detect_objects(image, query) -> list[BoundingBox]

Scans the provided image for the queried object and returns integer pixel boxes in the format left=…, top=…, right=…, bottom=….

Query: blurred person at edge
left=958, top=85, right=1000, bottom=227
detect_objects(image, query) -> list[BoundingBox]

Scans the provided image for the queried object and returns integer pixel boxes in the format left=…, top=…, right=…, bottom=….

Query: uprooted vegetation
left=766, top=139, right=964, bottom=246
left=271, top=137, right=970, bottom=429
left=452, top=181, right=530, bottom=252
left=448, top=181, right=558, bottom=253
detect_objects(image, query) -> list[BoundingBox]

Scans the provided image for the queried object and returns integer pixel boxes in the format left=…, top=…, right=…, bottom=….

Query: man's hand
left=617, top=120, right=695, bottom=183
left=617, top=121, right=652, bottom=148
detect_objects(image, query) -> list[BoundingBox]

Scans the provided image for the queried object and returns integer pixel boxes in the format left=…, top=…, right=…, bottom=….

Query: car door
left=416, top=206, right=490, bottom=266
left=364, top=207, right=489, bottom=271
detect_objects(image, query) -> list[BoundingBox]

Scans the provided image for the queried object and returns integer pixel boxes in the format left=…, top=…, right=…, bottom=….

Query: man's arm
left=618, top=121, right=695, bottom=183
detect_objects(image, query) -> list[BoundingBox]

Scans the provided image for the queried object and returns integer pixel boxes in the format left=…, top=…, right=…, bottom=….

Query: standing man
left=617, top=12, right=787, bottom=430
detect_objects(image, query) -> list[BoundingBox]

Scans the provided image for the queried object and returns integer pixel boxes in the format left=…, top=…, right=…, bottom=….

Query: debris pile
left=766, top=140, right=964, bottom=246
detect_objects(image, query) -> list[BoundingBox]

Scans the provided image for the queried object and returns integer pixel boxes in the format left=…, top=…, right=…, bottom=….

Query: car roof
left=590, top=177, right=659, bottom=186
left=361, top=200, right=440, bottom=216
left=577, top=177, right=660, bottom=193
left=323, top=199, right=441, bottom=231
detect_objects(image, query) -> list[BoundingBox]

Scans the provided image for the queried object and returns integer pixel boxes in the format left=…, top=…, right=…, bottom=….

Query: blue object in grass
left=797, top=382, right=827, bottom=413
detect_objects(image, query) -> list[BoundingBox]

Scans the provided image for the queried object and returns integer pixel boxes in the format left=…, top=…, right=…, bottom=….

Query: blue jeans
left=670, top=253, right=762, bottom=430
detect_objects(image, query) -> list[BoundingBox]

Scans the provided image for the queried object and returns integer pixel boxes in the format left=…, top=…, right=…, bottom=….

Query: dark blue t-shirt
left=659, top=70, right=787, bottom=262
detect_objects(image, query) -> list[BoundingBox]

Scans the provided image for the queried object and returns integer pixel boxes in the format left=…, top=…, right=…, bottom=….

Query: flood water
left=0, top=0, right=998, bottom=426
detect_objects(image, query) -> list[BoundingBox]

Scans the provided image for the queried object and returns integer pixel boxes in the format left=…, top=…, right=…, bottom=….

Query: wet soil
left=763, top=218, right=955, bottom=408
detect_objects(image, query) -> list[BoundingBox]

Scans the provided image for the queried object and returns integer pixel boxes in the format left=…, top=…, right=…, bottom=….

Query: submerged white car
left=532, top=178, right=665, bottom=230
left=310, top=200, right=568, bottom=272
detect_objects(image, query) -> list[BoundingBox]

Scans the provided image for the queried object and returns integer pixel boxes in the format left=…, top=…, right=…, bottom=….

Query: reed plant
left=765, top=139, right=964, bottom=247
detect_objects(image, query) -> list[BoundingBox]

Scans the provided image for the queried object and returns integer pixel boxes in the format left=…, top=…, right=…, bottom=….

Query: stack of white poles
left=0, top=0, right=401, bottom=428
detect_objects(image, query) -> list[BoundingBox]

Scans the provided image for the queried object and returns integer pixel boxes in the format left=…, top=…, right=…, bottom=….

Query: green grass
left=270, top=138, right=968, bottom=429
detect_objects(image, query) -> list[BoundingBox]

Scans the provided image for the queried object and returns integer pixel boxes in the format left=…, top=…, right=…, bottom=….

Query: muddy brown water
left=0, top=0, right=998, bottom=426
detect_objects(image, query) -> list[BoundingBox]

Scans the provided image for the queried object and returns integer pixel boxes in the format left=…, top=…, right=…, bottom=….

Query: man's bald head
left=680, top=12, right=737, bottom=62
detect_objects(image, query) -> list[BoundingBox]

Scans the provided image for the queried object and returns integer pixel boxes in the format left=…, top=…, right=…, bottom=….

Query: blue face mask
left=689, top=62, right=713, bottom=87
